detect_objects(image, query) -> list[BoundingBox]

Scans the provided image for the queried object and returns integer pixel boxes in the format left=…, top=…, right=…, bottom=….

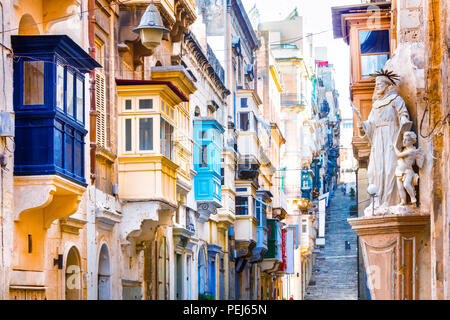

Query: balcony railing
left=206, top=44, right=225, bottom=84
left=281, top=93, right=307, bottom=107
left=272, top=189, right=288, bottom=212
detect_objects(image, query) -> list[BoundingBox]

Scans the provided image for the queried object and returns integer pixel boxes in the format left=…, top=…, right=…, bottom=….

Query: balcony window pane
left=125, top=99, right=132, bottom=110
left=125, top=119, right=132, bottom=151
left=360, top=30, right=389, bottom=54
left=239, top=112, right=249, bottom=131
left=200, top=145, right=208, bottom=168
left=76, top=78, right=84, bottom=122
left=235, top=196, right=248, bottom=216
left=24, top=61, right=44, bottom=105
left=241, top=98, right=248, bottom=108
left=139, top=118, right=153, bottom=151
left=67, top=72, right=74, bottom=116
left=139, top=99, right=153, bottom=109
left=160, top=118, right=173, bottom=159
left=56, top=64, right=64, bottom=110
left=361, top=54, right=390, bottom=78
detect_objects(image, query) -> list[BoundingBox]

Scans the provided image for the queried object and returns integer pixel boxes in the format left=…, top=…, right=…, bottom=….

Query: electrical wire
left=419, top=105, right=450, bottom=140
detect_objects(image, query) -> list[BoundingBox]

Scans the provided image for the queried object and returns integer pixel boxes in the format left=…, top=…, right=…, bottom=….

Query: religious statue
left=352, top=69, right=414, bottom=216
left=394, top=131, right=424, bottom=206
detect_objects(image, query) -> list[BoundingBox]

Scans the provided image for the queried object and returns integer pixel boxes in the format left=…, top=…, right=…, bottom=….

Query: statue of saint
left=354, top=69, right=413, bottom=215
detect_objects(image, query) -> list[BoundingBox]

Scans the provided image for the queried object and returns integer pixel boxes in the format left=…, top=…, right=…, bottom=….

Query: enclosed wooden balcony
left=116, top=79, right=188, bottom=207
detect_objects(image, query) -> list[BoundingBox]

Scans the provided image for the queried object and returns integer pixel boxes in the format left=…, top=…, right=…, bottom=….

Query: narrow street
left=305, top=187, right=358, bottom=300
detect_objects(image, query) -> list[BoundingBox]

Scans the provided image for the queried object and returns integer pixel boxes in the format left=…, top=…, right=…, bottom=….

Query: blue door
left=208, top=260, right=216, bottom=299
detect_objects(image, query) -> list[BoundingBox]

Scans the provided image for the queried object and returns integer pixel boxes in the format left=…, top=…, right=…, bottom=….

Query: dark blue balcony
left=12, top=35, right=100, bottom=186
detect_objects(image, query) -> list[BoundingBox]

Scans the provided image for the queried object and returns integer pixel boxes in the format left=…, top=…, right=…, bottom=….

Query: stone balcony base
left=348, top=213, right=430, bottom=300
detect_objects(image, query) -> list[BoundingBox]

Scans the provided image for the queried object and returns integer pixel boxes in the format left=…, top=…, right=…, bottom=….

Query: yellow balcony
left=118, top=155, right=178, bottom=206
left=116, top=79, right=189, bottom=206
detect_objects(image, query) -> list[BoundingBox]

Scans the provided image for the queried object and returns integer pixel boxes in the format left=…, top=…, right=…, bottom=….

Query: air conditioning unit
left=0, top=112, right=14, bottom=137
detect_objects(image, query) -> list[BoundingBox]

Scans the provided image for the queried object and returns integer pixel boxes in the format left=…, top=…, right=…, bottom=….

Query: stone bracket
left=59, top=216, right=87, bottom=235
left=95, top=206, right=122, bottom=231
left=14, top=175, right=85, bottom=229
left=120, top=201, right=160, bottom=241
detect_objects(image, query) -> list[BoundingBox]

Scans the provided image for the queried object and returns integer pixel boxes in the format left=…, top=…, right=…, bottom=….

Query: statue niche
left=354, top=69, right=423, bottom=216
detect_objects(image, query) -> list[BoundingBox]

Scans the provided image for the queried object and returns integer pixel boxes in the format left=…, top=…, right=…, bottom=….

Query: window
left=160, top=118, right=174, bottom=159
left=256, top=199, right=267, bottom=227
left=302, top=224, right=307, bottom=233
left=359, top=30, right=390, bottom=78
left=76, top=78, right=84, bottom=122
left=56, top=64, right=64, bottom=109
left=220, top=167, right=225, bottom=186
left=200, top=145, right=208, bottom=168
left=241, top=98, right=248, bottom=108
left=24, top=61, right=44, bottom=105
left=239, top=112, right=249, bottom=131
left=125, top=99, right=132, bottom=110
left=139, top=118, right=153, bottom=151
left=125, top=119, right=132, bottom=152
left=66, top=72, right=74, bottom=116
left=235, top=196, right=249, bottom=215
left=96, top=73, right=107, bottom=147
left=139, top=99, right=153, bottom=110
left=95, top=38, right=105, bottom=67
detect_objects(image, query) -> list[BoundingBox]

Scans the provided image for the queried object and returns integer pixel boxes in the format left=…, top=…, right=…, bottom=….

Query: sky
left=242, top=0, right=362, bottom=119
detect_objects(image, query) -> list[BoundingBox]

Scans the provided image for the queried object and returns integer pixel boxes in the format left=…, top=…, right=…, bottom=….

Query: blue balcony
left=12, top=35, right=100, bottom=186
left=250, top=191, right=271, bottom=263
left=194, top=119, right=225, bottom=220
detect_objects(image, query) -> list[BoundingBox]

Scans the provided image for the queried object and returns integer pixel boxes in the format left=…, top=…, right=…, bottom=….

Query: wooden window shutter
left=95, top=72, right=107, bottom=148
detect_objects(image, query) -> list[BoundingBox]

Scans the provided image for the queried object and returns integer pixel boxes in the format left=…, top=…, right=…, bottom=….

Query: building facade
left=332, top=0, right=449, bottom=300
left=0, top=0, right=344, bottom=300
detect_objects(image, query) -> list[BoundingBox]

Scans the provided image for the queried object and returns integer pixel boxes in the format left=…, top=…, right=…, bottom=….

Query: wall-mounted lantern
left=133, top=4, right=169, bottom=52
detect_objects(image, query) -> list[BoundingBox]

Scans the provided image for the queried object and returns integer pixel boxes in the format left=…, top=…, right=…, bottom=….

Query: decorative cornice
left=184, top=32, right=230, bottom=99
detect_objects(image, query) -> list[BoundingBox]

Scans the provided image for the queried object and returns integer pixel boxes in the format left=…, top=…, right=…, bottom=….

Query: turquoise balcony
left=193, top=119, right=224, bottom=221
left=250, top=191, right=271, bottom=262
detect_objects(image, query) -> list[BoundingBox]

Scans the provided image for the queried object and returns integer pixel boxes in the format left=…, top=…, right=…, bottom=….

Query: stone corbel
left=173, top=227, right=194, bottom=253
left=14, top=176, right=85, bottom=229
left=262, top=260, right=282, bottom=274
left=95, top=206, right=122, bottom=231
left=235, top=240, right=256, bottom=259
left=197, top=202, right=217, bottom=223
left=60, top=216, right=87, bottom=235
left=120, top=201, right=160, bottom=241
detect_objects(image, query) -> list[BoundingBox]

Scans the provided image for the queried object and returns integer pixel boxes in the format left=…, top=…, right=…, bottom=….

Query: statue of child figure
left=393, top=131, right=424, bottom=205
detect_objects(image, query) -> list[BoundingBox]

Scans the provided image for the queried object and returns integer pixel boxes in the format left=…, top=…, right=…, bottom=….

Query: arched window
left=157, top=237, right=169, bottom=300
left=65, top=246, right=82, bottom=300
left=98, top=244, right=111, bottom=300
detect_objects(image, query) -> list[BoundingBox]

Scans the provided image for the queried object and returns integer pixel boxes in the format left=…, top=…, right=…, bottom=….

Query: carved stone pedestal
left=348, top=213, right=430, bottom=300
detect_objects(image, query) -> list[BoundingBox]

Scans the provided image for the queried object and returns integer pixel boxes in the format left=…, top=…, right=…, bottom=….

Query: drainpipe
left=88, top=0, right=96, bottom=184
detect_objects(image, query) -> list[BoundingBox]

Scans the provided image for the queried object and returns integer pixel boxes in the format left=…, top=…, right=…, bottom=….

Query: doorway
left=98, top=244, right=111, bottom=300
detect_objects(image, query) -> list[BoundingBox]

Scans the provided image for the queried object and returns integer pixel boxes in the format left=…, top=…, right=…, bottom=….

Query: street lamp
left=367, top=184, right=379, bottom=216
left=133, top=3, right=169, bottom=52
